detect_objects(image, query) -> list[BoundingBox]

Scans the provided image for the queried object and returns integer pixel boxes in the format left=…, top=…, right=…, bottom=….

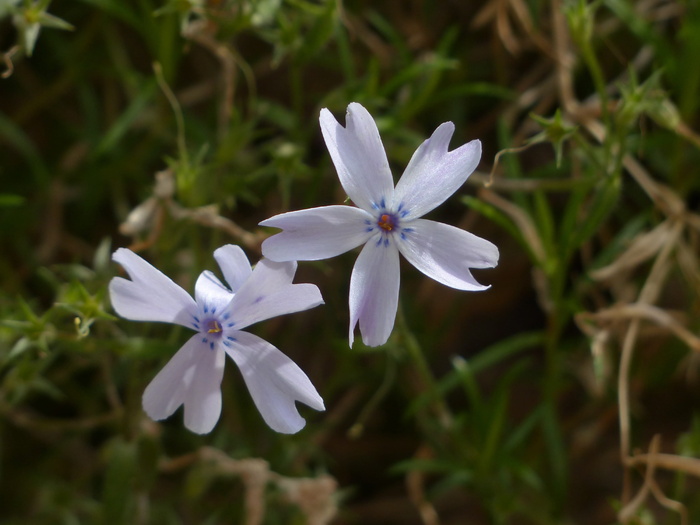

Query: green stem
left=395, top=304, right=453, bottom=431
left=580, top=39, right=615, bottom=169
left=541, top=285, right=569, bottom=508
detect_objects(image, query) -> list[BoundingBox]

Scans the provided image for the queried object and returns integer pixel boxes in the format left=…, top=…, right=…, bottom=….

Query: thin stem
left=153, top=61, right=189, bottom=167
left=395, top=303, right=453, bottom=431
left=618, top=219, right=682, bottom=503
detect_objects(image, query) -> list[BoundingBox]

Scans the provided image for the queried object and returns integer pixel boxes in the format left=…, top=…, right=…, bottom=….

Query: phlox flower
left=260, top=102, right=499, bottom=347
left=109, top=245, right=325, bottom=434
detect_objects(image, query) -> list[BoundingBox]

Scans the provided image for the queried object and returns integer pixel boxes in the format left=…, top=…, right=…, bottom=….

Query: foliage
left=2, top=0, right=700, bottom=523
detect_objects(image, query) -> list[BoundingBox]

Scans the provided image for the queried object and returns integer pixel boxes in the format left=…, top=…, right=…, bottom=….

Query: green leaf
left=0, top=0, right=20, bottom=17
left=564, top=173, right=621, bottom=257
left=477, top=387, right=509, bottom=475
left=37, top=10, right=74, bottom=31
left=295, top=0, right=337, bottom=63
left=101, top=438, right=138, bottom=525
left=532, top=190, right=555, bottom=265
left=0, top=111, right=49, bottom=183
left=77, top=0, right=144, bottom=31
left=541, top=403, right=567, bottom=500
left=468, top=331, right=546, bottom=375
left=462, top=195, right=526, bottom=251
left=0, top=194, right=25, bottom=206
left=94, top=81, right=157, bottom=156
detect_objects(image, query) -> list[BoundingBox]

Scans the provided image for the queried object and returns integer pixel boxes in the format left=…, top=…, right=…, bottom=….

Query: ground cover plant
left=1, top=0, right=700, bottom=523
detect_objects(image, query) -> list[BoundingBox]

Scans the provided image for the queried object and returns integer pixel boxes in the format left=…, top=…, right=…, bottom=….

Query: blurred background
left=1, top=0, right=700, bottom=523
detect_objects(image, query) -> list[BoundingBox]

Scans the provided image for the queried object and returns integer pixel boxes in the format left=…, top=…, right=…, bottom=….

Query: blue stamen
left=223, top=312, right=230, bottom=320
left=380, top=197, right=386, bottom=208
left=202, top=337, right=208, bottom=343
left=209, top=342, right=214, bottom=350
left=227, top=322, right=235, bottom=328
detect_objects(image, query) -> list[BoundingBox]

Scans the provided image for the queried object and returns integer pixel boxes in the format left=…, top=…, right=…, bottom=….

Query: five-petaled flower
left=109, top=245, right=325, bottom=434
left=260, top=102, right=499, bottom=347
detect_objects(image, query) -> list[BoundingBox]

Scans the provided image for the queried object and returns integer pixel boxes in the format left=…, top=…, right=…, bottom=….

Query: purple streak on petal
left=393, top=124, right=481, bottom=219
left=349, top=237, right=400, bottom=347
left=109, top=248, right=197, bottom=328
left=227, top=259, right=323, bottom=330
left=320, top=103, right=394, bottom=212
left=397, top=219, right=498, bottom=290
left=260, top=205, right=375, bottom=262
left=224, top=331, right=324, bottom=434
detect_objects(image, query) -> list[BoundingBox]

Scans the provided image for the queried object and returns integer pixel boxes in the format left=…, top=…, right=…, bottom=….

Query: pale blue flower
left=109, top=245, right=325, bottom=434
left=260, top=103, right=498, bottom=347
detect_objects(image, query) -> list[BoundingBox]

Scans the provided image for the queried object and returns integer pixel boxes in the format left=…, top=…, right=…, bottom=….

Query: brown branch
left=1, top=45, right=19, bottom=79
left=617, top=220, right=683, bottom=502
left=159, top=447, right=338, bottom=525
left=406, top=445, right=440, bottom=525
left=619, top=435, right=661, bottom=523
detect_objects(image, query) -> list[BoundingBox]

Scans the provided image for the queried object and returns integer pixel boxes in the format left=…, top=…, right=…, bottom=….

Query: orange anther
left=378, top=214, right=394, bottom=231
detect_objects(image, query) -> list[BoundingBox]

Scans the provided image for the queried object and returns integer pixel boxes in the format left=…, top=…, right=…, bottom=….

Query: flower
left=109, top=245, right=325, bottom=434
left=260, top=102, right=499, bottom=347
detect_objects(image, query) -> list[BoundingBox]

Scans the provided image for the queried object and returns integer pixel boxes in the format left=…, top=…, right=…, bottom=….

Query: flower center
left=377, top=213, right=396, bottom=231
left=206, top=319, right=222, bottom=334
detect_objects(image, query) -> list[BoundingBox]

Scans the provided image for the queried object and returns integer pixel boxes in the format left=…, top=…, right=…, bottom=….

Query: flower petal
left=225, top=259, right=323, bottom=330
left=349, top=237, right=400, bottom=347
left=214, top=244, right=252, bottom=293
left=260, top=205, right=375, bottom=262
left=397, top=219, right=498, bottom=290
left=109, top=248, right=197, bottom=328
left=224, top=331, right=324, bottom=434
left=183, top=342, right=226, bottom=434
left=142, top=334, right=226, bottom=434
left=194, top=271, right=233, bottom=311
left=393, top=124, right=481, bottom=219
left=320, top=103, right=395, bottom=212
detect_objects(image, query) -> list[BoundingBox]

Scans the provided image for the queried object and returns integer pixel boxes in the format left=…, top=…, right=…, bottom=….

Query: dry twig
left=160, top=447, right=338, bottom=525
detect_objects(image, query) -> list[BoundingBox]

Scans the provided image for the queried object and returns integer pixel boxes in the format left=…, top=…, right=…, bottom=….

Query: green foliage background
left=2, top=0, right=700, bottom=523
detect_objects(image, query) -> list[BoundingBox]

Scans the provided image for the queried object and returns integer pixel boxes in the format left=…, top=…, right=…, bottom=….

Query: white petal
left=226, top=259, right=323, bottom=330
left=224, top=331, right=324, bottom=434
left=109, top=248, right=197, bottom=328
left=183, top=341, right=226, bottom=434
left=349, top=237, right=400, bottom=347
left=260, top=205, right=375, bottom=261
left=194, top=271, right=234, bottom=311
left=393, top=124, right=481, bottom=219
left=214, top=244, right=252, bottom=293
left=142, top=334, right=226, bottom=434
left=320, top=103, right=395, bottom=212
left=397, top=219, right=498, bottom=290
